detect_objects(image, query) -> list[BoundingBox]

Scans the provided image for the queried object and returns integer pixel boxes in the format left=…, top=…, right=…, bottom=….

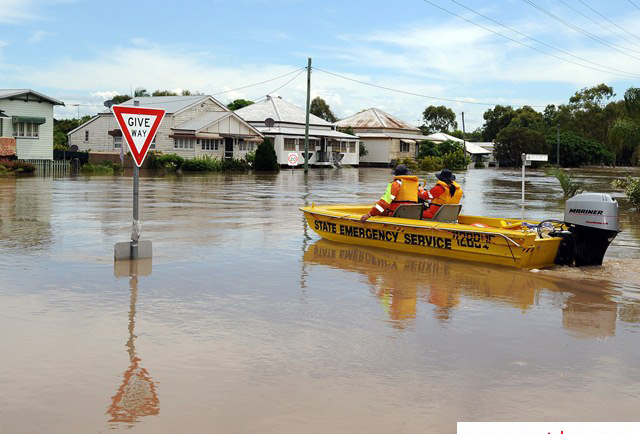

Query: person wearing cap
left=419, top=168, right=463, bottom=219
left=360, top=164, right=418, bottom=222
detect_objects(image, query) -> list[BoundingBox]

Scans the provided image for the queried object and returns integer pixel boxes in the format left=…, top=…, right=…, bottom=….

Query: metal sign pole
left=521, top=153, right=525, bottom=220
left=131, top=164, right=140, bottom=259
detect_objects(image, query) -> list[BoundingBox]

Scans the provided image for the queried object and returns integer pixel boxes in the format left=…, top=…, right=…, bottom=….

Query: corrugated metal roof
left=234, top=95, right=331, bottom=126
left=0, top=89, right=64, bottom=105
left=425, top=133, right=491, bottom=154
left=104, top=95, right=212, bottom=114
left=174, top=111, right=230, bottom=131
left=335, top=108, right=419, bottom=131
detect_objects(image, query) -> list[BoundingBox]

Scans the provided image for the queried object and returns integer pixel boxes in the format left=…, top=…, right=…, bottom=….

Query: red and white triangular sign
left=112, top=105, right=166, bottom=167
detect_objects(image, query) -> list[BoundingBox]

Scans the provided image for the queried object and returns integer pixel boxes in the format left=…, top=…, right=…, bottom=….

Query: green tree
left=53, top=115, right=93, bottom=147
left=152, top=90, right=178, bottom=96
left=548, top=131, right=613, bottom=167
left=495, top=126, right=547, bottom=167
left=254, top=138, right=280, bottom=171
left=481, top=105, right=516, bottom=141
left=134, top=87, right=150, bottom=97
left=608, top=87, right=640, bottom=166
left=227, top=99, right=254, bottom=111
left=111, top=94, right=131, bottom=104
left=421, top=105, right=458, bottom=134
left=309, top=97, right=337, bottom=122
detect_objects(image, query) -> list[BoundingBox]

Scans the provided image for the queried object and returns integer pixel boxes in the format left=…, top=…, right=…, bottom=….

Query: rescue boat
left=300, top=193, right=620, bottom=269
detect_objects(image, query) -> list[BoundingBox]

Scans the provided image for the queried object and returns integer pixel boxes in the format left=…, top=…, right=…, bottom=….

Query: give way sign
left=112, top=105, right=166, bottom=167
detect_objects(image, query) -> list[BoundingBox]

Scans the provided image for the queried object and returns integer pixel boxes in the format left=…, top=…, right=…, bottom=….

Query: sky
left=1, top=0, right=639, bottom=130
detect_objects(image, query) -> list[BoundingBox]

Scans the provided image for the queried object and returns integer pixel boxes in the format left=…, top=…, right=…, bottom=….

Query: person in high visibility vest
left=360, top=164, right=419, bottom=222
left=419, top=168, right=463, bottom=219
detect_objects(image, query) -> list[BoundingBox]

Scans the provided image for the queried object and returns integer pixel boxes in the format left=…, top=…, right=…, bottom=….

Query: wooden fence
left=20, top=159, right=80, bottom=176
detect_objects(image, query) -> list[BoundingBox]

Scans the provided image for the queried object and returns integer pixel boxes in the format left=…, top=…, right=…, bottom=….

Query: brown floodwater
left=1, top=167, right=639, bottom=433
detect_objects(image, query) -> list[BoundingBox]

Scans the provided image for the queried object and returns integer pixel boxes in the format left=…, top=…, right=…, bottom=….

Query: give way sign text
left=112, top=105, right=166, bottom=167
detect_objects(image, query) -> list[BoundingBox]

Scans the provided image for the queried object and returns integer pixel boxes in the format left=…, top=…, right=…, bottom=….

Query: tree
left=53, top=115, right=93, bottom=147
left=608, top=87, right=640, bottom=166
left=421, top=105, right=457, bottom=134
left=227, top=99, right=254, bottom=111
left=310, top=97, right=337, bottom=122
left=254, top=138, right=280, bottom=171
left=481, top=105, right=516, bottom=141
left=152, top=90, right=178, bottom=96
left=134, top=87, right=150, bottom=97
left=495, top=126, right=547, bottom=167
left=547, top=131, right=613, bottom=167
left=111, top=94, right=131, bottom=104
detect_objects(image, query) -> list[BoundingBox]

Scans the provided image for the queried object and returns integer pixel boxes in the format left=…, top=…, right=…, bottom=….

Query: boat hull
left=301, top=205, right=562, bottom=269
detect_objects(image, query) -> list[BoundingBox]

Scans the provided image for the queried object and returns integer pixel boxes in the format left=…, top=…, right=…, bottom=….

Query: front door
left=224, top=137, right=234, bottom=160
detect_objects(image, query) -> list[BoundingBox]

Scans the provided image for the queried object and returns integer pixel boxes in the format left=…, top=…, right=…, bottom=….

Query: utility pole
left=461, top=111, right=467, bottom=162
left=556, top=124, right=560, bottom=167
left=304, top=58, right=312, bottom=173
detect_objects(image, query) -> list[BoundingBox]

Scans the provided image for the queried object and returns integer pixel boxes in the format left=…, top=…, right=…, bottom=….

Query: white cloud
left=28, top=30, right=53, bottom=43
left=0, top=0, right=39, bottom=23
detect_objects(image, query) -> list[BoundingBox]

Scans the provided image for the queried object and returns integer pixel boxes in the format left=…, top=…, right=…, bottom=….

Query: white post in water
left=521, top=153, right=526, bottom=220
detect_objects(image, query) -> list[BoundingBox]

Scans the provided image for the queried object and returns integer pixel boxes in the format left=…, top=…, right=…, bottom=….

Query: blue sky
left=1, top=0, right=639, bottom=129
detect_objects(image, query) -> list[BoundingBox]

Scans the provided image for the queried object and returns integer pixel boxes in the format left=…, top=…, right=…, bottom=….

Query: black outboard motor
left=555, top=193, right=619, bottom=266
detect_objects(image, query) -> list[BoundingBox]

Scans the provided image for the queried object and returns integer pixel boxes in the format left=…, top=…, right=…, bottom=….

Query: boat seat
left=432, top=204, right=462, bottom=223
left=392, top=204, right=423, bottom=220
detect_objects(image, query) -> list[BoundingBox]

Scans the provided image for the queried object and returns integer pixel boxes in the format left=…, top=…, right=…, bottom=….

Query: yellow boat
left=300, top=193, right=620, bottom=269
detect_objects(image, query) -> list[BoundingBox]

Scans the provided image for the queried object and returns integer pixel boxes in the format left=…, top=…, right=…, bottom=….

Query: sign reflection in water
left=107, top=259, right=159, bottom=426
left=303, top=239, right=624, bottom=337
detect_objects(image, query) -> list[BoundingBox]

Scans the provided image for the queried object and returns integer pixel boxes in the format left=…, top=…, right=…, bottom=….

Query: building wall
left=360, top=138, right=391, bottom=164
left=0, top=99, right=55, bottom=160
left=69, top=115, right=117, bottom=152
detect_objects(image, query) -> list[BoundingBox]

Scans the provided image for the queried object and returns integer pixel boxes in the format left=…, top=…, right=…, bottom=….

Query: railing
left=20, top=159, right=77, bottom=176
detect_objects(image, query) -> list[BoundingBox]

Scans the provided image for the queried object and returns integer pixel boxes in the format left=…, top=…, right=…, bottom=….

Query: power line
left=266, top=68, right=307, bottom=95
left=524, top=0, right=640, bottom=61
left=577, top=0, right=640, bottom=44
left=210, top=68, right=305, bottom=96
left=559, top=0, right=640, bottom=50
left=423, top=0, right=640, bottom=78
left=630, top=0, right=640, bottom=12
left=314, top=66, right=547, bottom=108
left=450, top=0, right=640, bottom=78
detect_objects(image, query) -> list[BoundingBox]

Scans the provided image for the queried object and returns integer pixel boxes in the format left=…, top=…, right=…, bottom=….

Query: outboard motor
left=555, top=193, right=619, bottom=266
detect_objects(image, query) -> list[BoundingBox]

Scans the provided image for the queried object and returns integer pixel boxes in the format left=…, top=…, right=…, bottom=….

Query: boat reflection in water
left=303, top=239, right=621, bottom=337
left=107, top=259, right=159, bottom=427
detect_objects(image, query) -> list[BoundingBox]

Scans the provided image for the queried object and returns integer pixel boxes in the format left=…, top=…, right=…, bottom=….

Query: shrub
left=0, top=159, right=36, bottom=173
left=245, top=150, right=256, bottom=165
left=549, top=168, right=583, bottom=198
left=148, top=152, right=185, bottom=171
left=182, top=155, right=223, bottom=171
left=418, top=156, right=441, bottom=171
left=221, top=158, right=250, bottom=171
left=399, top=157, right=419, bottom=172
left=254, top=138, right=280, bottom=171
left=81, top=162, right=121, bottom=174
left=440, top=148, right=470, bottom=171
left=474, top=161, right=486, bottom=169
left=611, top=177, right=640, bottom=208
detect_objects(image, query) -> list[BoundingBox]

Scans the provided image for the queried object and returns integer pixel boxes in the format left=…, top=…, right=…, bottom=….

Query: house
left=424, top=132, right=493, bottom=163
left=334, top=108, right=427, bottom=166
left=68, top=95, right=262, bottom=161
left=234, top=95, right=359, bottom=167
left=0, top=89, right=64, bottom=160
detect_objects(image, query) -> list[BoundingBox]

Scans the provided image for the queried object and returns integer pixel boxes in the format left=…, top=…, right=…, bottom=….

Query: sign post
left=112, top=103, right=165, bottom=260
left=521, top=153, right=548, bottom=220
left=287, top=152, right=299, bottom=173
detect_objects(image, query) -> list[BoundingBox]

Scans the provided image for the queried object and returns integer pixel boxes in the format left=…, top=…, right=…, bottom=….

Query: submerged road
left=0, top=167, right=639, bottom=433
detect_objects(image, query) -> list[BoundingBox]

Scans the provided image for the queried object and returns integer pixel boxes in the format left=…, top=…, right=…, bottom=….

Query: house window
left=150, top=136, right=156, bottom=149
left=284, top=138, right=296, bottom=151
left=85, top=130, right=89, bottom=142
left=400, top=141, right=410, bottom=153
left=13, top=122, right=40, bottom=138
left=349, top=142, right=356, bottom=153
left=238, top=139, right=246, bottom=151
left=199, top=139, right=221, bottom=151
left=341, top=142, right=348, bottom=153
left=174, top=137, right=195, bottom=149
left=114, top=136, right=122, bottom=149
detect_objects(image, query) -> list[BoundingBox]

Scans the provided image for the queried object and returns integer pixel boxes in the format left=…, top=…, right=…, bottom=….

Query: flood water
left=1, top=167, right=639, bottom=433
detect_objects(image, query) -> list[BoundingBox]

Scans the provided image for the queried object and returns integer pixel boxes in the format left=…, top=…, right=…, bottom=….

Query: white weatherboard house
left=335, top=108, right=427, bottom=166
left=68, top=95, right=263, bottom=160
left=0, top=89, right=64, bottom=160
left=234, top=95, right=359, bottom=167
left=424, top=132, right=492, bottom=163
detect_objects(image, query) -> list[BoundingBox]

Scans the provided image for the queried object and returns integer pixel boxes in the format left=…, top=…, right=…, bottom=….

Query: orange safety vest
left=431, top=180, right=463, bottom=205
left=391, top=175, right=419, bottom=203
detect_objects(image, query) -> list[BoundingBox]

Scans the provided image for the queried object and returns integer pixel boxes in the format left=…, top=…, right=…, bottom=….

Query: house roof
left=424, top=132, right=491, bottom=155
left=102, top=95, right=222, bottom=114
left=0, top=89, right=64, bottom=105
left=356, top=132, right=427, bottom=141
left=335, top=108, right=419, bottom=132
left=234, top=95, right=331, bottom=126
